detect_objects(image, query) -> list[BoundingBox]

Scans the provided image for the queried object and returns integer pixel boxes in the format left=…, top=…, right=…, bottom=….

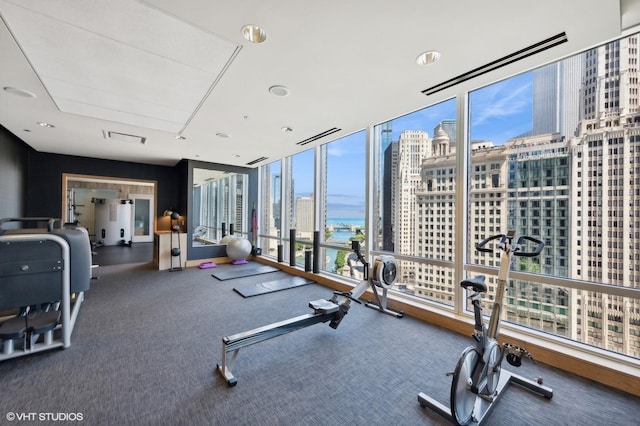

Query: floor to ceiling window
left=258, top=33, right=640, bottom=361
left=372, top=99, right=458, bottom=306
left=289, top=148, right=315, bottom=266
left=466, top=35, right=640, bottom=357
left=320, top=131, right=366, bottom=276
left=259, top=160, right=281, bottom=258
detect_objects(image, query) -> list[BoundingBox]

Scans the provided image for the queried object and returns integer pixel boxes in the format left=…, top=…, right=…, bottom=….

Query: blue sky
left=291, top=72, right=534, bottom=218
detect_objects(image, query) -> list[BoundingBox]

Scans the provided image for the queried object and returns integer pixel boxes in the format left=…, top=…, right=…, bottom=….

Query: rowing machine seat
left=308, top=299, right=339, bottom=315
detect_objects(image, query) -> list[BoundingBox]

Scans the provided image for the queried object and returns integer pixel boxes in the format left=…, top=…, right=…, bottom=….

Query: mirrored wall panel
left=192, top=168, right=248, bottom=247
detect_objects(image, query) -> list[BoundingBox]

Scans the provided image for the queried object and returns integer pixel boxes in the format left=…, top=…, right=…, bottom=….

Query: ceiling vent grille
left=422, top=32, right=568, bottom=96
left=246, top=156, right=268, bottom=165
left=296, top=127, right=341, bottom=146
left=103, top=130, right=146, bottom=145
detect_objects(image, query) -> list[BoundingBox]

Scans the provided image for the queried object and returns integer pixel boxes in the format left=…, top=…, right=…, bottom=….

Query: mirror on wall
left=191, top=168, right=248, bottom=247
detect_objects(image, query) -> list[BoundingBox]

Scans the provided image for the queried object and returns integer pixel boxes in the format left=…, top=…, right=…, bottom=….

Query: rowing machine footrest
left=0, top=316, right=27, bottom=340
left=309, top=299, right=339, bottom=314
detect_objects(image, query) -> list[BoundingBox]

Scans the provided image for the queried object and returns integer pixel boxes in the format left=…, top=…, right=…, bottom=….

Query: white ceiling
left=1, top=0, right=640, bottom=167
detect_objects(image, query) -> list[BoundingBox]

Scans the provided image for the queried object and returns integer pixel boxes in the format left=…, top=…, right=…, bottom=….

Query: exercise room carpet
left=92, top=242, right=153, bottom=266
left=0, top=262, right=638, bottom=425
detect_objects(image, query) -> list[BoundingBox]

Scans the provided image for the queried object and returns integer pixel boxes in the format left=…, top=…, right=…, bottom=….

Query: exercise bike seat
left=309, top=299, right=339, bottom=315
left=460, top=275, right=487, bottom=293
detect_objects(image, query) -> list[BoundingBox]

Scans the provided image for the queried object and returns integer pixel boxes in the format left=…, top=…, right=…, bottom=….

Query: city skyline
left=257, top=32, right=640, bottom=360
left=293, top=71, right=536, bottom=220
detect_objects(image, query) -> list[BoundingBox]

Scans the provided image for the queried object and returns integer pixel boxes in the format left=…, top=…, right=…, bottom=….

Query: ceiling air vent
left=103, top=130, right=146, bottom=145
left=296, top=127, right=341, bottom=146
left=422, top=32, right=568, bottom=96
left=246, top=156, right=268, bottom=166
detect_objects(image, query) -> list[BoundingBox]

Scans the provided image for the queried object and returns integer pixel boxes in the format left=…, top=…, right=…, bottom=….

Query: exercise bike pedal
left=503, top=342, right=537, bottom=366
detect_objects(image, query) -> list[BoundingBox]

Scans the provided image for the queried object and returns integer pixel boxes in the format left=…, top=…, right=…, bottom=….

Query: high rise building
left=570, top=34, right=640, bottom=356
left=414, top=138, right=457, bottom=305
left=532, top=56, right=583, bottom=138
left=295, top=194, right=314, bottom=240
left=382, top=141, right=396, bottom=252
left=437, top=119, right=457, bottom=147
left=271, top=172, right=281, bottom=230
left=393, top=130, right=434, bottom=283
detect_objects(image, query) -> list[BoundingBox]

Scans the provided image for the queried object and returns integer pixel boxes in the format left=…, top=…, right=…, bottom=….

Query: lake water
left=324, top=218, right=364, bottom=271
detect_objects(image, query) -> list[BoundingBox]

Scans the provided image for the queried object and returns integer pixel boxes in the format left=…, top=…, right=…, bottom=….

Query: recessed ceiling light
left=416, top=51, right=441, bottom=66
left=241, top=25, right=267, bottom=43
left=269, top=85, right=290, bottom=97
left=232, top=154, right=240, bottom=158
left=4, top=86, right=36, bottom=98
left=37, top=122, right=54, bottom=128
left=216, top=132, right=230, bottom=138
left=175, top=135, right=186, bottom=140
left=282, top=126, right=294, bottom=132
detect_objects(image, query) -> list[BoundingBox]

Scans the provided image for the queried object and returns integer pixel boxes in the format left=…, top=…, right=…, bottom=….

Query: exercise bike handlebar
left=475, top=234, right=506, bottom=253
left=514, top=235, right=544, bottom=257
left=475, top=233, right=544, bottom=257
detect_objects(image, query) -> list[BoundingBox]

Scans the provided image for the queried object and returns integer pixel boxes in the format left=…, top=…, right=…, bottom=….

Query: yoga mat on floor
left=211, top=264, right=279, bottom=281
left=234, top=276, right=315, bottom=298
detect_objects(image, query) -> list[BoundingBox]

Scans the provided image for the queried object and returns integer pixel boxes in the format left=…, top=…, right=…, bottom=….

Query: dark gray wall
left=1, top=125, right=258, bottom=261
left=26, top=151, right=183, bottom=227
left=0, top=126, right=28, bottom=219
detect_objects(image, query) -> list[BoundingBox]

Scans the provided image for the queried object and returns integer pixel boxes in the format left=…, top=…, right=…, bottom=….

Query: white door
left=130, top=194, right=154, bottom=243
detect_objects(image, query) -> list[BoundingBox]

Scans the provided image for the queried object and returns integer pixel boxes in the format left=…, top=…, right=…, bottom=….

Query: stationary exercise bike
left=418, top=230, right=553, bottom=425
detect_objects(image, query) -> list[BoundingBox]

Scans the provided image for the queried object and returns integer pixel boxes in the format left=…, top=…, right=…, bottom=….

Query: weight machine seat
left=309, top=299, right=339, bottom=315
left=0, top=316, right=28, bottom=339
left=0, top=311, right=60, bottom=340
left=460, top=275, right=487, bottom=293
left=29, top=310, right=61, bottom=334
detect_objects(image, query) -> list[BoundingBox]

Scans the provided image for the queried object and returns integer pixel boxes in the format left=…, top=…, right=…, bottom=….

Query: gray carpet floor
left=92, top=242, right=153, bottom=266
left=0, top=261, right=638, bottom=425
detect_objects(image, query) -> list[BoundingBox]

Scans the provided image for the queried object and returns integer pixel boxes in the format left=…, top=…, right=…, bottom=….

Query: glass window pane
left=373, top=98, right=456, bottom=305
left=260, top=160, right=281, bottom=257
left=290, top=149, right=315, bottom=265
left=467, top=32, right=640, bottom=360
left=323, top=131, right=366, bottom=274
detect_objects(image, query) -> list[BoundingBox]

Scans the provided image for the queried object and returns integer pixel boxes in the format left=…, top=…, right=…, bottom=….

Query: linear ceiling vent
left=246, top=156, right=268, bottom=165
left=422, top=32, right=568, bottom=96
left=296, top=127, right=342, bottom=146
left=103, top=130, right=146, bottom=145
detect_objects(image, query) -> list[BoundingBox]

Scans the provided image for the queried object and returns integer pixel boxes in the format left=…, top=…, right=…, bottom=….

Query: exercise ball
left=226, top=237, right=252, bottom=261
left=219, top=235, right=236, bottom=245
